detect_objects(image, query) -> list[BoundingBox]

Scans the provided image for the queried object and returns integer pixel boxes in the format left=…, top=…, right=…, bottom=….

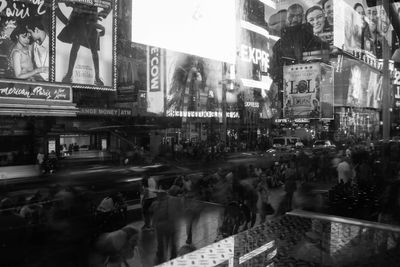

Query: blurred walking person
left=141, top=174, right=157, bottom=230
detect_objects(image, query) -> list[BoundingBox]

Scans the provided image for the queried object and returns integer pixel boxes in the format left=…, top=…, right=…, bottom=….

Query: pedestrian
left=37, top=150, right=44, bottom=173
left=151, top=191, right=181, bottom=264
left=337, top=156, right=352, bottom=184
left=168, top=176, right=184, bottom=197
left=257, top=173, right=274, bottom=223
left=93, top=225, right=141, bottom=267
left=141, top=174, right=157, bottom=230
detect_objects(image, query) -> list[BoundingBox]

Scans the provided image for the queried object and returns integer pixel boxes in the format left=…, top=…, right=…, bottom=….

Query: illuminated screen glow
left=131, top=0, right=236, bottom=64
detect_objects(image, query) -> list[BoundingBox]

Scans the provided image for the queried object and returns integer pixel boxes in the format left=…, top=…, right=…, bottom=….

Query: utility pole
left=382, top=0, right=391, bottom=141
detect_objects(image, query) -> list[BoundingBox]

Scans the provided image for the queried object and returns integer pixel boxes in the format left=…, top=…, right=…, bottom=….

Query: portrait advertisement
left=264, top=0, right=333, bottom=45
left=283, top=63, right=321, bottom=119
left=334, top=0, right=363, bottom=53
left=55, top=0, right=115, bottom=88
left=0, top=0, right=51, bottom=82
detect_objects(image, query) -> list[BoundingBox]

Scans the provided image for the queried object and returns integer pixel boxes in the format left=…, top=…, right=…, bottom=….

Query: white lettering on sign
left=0, top=85, right=69, bottom=101
left=149, top=47, right=161, bottom=92
left=245, top=102, right=259, bottom=108
left=240, top=44, right=269, bottom=69
left=394, top=70, right=400, bottom=100
left=0, top=0, right=46, bottom=18
left=166, top=110, right=239, bottom=118
left=32, top=86, right=51, bottom=99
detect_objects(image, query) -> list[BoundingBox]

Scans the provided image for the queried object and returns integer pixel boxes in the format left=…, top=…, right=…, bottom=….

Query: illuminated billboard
left=164, top=50, right=238, bottom=119
left=333, top=56, right=382, bottom=109
left=264, top=0, right=334, bottom=44
left=55, top=0, right=115, bottom=89
left=265, top=0, right=394, bottom=60
left=283, top=62, right=333, bottom=119
left=334, top=0, right=363, bottom=52
left=283, top=63, right=322, bottom=119
left=0, top=0, right=117, bottom=91
left=131, top=0, right=236, bottom=64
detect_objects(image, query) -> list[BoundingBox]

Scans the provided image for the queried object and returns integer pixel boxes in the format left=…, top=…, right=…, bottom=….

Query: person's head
left=321, top=0, right=333, bottom=25
left=354, top=3, right=365, bottom=17
left=313, top=99, right=319, bottom=109
left=10, top=25, right=30, bottom=47
left=306, top=6, right=325, bottom=35
left=268, top=10, right=287, bottom=36
left=26, top=19, right=46, bottom=42
left=380, top=8, right=390, bottom=33
left=287, top=4, right=304, bottom=27
left=367, top=6, right=378, bottom=24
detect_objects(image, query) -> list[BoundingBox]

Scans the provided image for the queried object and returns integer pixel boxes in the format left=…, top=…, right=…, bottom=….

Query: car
left=272, top=136, right=300, bottom=149
left=79, top=145, right=90, bottom=151
left=313, top=140, right=336, bottom=149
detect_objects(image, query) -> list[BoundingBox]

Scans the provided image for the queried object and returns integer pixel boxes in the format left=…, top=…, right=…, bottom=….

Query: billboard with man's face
left=266, top=0, right=394, bottom=60
left=265, top=0, right=333, bottom=44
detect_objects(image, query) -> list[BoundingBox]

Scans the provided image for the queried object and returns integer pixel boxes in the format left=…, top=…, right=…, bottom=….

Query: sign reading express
left=0, top=82, right=71, bottom=102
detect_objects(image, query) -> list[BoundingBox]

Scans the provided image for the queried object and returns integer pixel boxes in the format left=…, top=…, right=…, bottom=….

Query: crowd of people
left=2, top=139, right=400, bottom=266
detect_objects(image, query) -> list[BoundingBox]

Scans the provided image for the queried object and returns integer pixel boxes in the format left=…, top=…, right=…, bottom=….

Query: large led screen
left=131, top=0, right=236, bottom=64
left=238, top=0, right=274, bottom=91
left=165, top=50, right=238, bottom=118
left=333, top=57, right=382, bottom=109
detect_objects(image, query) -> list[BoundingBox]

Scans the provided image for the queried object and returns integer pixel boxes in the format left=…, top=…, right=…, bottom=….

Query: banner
left=131, top=0, right=236, bottom=64
left=0, top=80, right=71, bottom=102
left=283, top=63, right=321, bottom=119
left=146, top=46, right=164, bottom=115
left=55, top=0, right=115, bottom=88
left=0, top=0, right=51, bottom=82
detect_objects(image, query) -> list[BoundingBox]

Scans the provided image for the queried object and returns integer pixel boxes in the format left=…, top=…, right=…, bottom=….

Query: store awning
left=0, top=99, right=78, bottom=117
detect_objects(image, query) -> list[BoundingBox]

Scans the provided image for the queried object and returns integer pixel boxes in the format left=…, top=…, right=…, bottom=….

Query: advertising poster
left=165, top=50, right=238, bottom=119
left=283, top=63, right=321, bottom=119
left=0, top=0, right=51, bottom=82
left=131, top=0, right=236, bottom=64
left=55, top=0, right=115, bottom=88
left=333, top=0, right=363, bottom=53
left=333, top=57, right=382, bottom=109
left=264, top=0, right=333, bottom=44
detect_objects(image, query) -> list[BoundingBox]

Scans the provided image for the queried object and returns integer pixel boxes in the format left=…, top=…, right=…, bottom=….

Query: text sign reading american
left=0, top=81, right=71, bottom=102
